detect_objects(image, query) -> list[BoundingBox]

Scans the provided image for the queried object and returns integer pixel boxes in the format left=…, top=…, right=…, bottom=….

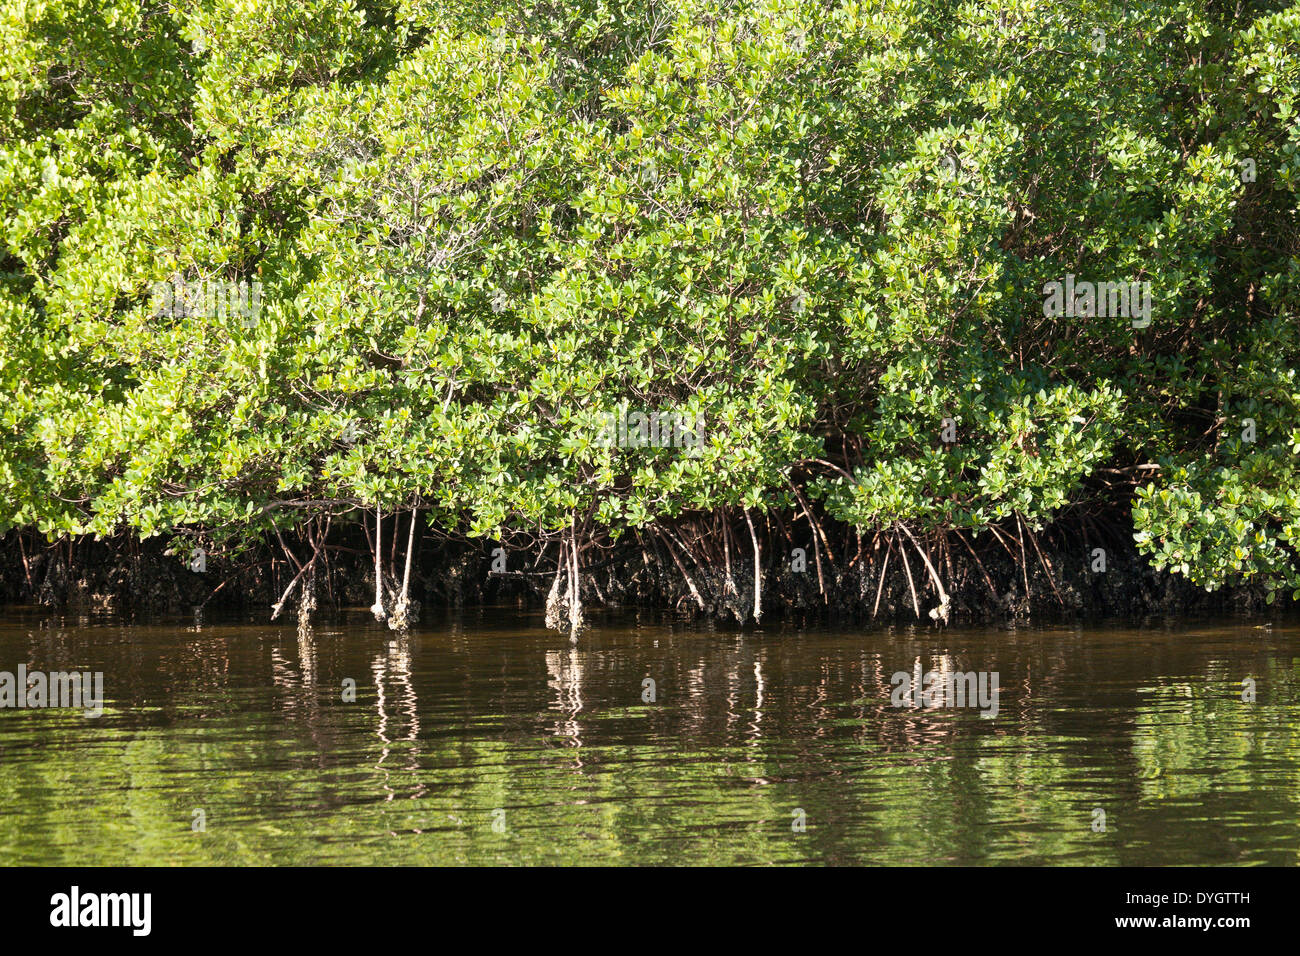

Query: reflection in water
left=0, top=611, right=1297, bottom=865
left=545, top=647, right=584, bottom=759
left=371, top=635, right=423, bottom=808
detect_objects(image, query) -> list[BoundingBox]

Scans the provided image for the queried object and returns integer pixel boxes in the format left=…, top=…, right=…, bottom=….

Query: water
left=0, top=609, right=1297, bottom=865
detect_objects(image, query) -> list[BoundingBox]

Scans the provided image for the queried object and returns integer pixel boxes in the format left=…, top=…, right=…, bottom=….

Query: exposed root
left=568, top=516, right=584, bottom=643
left=899, top=524, right=950, bottom=626
left=656, top=526, right=707, bottom=612
left=544, top=559, right=566, bottom=630
left=387, top=596, right=419, bottom=631
left=296, top=566, right=316, bottom=640
left=370, top=506, right=387, bottom=622
left=542, top=520, right=586, bottom=641
left=745, top=508, right=763, bottom=624
left=896, top=528, right=921, bottom=618
left=872, top=536, right=893, bottom=619
left=389, top=505, right=421, bottom=631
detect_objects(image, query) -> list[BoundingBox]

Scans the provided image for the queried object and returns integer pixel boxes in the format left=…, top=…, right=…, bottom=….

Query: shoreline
left=1, top=517, right=1277, bottom=628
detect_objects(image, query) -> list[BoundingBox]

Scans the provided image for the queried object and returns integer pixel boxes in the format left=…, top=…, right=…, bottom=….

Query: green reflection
left=0, top=615, right=1297, bottom=865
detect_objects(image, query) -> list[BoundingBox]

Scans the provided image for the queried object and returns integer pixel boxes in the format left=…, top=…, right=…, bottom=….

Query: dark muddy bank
left=0, top=513, right=1274, bottom=628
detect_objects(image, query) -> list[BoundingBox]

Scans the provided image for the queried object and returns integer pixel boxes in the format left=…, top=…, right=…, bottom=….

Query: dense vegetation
left=2, top=0, right=1299, bottom=630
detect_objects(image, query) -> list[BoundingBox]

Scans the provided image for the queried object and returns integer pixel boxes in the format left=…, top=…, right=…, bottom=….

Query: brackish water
left=0, top=609, right=1297, bottom=865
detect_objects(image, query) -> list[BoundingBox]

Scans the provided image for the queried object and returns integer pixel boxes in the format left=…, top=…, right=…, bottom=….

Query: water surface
left=0, top=610, right=1296, bottom=865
